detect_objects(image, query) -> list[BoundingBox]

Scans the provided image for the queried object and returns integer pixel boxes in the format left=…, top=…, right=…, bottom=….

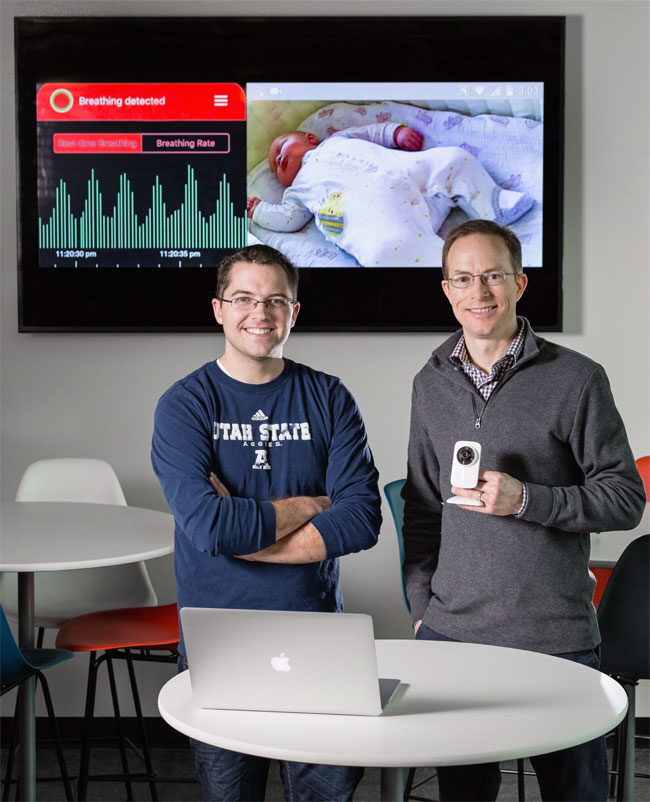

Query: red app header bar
left=37, top=83, right=246, bottom=121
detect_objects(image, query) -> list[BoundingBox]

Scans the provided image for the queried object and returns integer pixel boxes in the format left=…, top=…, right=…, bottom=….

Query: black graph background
left=38, top=120, right=246, bottom=266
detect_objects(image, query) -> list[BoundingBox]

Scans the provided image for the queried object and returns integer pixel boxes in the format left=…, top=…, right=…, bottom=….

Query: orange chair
left=55, top=603, right=179, bottom=801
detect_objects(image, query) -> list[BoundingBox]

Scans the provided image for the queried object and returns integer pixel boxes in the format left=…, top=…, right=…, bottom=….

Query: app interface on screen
left=36, top=81, right=543, bottom=269
left=36, top=82, right=246, bottom=267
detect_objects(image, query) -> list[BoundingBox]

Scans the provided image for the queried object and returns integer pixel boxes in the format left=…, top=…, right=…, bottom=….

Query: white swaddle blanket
left=252, top=123, right=532, bottom=267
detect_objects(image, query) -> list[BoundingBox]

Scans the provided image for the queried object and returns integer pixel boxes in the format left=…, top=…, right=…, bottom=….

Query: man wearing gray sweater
left=402, top=219, right=645, bottom=802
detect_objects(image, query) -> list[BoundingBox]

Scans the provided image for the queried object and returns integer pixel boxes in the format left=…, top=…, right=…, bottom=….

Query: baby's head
left=268, top=131, right=320, bottom=187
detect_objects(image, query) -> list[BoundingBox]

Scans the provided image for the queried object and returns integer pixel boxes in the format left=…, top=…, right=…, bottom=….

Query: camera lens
left=456, top=446, right=476, bottom=466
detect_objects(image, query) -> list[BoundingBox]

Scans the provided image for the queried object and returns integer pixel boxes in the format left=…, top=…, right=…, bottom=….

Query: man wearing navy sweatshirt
left=152, top=244, right=381, bottom=801
left=402, top=219, right=645, bottom=802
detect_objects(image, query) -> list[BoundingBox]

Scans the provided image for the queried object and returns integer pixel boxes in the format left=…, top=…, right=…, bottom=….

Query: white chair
left=0, top=458, right=157, bottom=642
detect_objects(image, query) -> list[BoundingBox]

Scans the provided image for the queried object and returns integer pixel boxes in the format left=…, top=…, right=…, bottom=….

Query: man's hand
left=271, top=495, right=331, bottom=540
left=236, top=522, right=327, bottom=564
left=414, top=619, right=423, bottom=635
left=453, top=470, right=524, bottom=516
left=394, top=126, right=423, bottom=151
left=247, top=196, right=261, bottom=219
left=209, top=472, right=231, bottom=497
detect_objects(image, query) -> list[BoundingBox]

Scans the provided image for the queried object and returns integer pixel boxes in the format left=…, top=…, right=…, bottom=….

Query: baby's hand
left=394, top=126, right=423, bottom=151
left=247, top=197, right=261, bottom=218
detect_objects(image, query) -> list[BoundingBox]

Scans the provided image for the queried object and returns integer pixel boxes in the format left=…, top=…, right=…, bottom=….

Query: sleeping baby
left=247, top=122, right=534, bottom=266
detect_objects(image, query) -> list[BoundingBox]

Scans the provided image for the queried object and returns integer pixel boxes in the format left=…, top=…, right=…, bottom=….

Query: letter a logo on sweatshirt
left=251, top=410, right=268, bottom=421
left=252, top=449, right=270, bottom=470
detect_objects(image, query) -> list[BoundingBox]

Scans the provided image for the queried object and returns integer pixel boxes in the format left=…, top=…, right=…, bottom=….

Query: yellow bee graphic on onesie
left=317, top=192, right=344, bottom=237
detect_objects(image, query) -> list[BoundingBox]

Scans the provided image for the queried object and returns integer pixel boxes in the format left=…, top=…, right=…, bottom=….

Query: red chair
left=636, top=455, right=650, bottom=499
left=55, top=602, right=179, bottom=801
left=591, top=567, right=613, bottom=610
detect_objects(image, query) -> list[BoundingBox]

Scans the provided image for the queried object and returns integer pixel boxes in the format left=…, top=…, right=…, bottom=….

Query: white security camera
left=447, top=441, right=483, bottom=506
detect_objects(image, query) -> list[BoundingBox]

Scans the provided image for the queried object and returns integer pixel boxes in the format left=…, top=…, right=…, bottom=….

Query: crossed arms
left=208, top=471, right=329, bottom=563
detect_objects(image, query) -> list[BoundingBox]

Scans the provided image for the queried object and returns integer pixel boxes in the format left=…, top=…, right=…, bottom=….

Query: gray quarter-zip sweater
left=402, top=324, right=645, bottom=654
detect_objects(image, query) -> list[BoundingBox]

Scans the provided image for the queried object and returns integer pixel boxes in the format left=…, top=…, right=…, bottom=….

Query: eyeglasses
left=217, top=296, right=296, bottom=311
left=446, top=271, right=519, bottom=289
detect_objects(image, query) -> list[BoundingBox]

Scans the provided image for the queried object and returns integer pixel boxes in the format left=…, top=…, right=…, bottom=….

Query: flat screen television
left=15, top=16, right=565, bottom=331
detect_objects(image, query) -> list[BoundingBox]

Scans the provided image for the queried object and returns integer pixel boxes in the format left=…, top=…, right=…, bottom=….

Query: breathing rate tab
left=143, top=134, right=230, bottom=153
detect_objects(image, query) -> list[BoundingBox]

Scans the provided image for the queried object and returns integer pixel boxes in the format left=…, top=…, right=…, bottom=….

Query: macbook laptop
left=180, top=607, right=401, bottom=716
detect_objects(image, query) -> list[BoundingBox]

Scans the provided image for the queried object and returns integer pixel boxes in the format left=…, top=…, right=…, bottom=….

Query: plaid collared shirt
left=449, top=317, right=528, bottom=514
left=450, top=317, right=527, bottom=401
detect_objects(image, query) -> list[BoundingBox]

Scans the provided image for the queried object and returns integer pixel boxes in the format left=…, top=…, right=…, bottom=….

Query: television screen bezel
left=15, top=15, right=565, bottom=333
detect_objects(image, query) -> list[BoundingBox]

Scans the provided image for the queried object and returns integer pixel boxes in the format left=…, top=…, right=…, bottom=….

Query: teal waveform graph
left=39, top=166, right=247, bottom=252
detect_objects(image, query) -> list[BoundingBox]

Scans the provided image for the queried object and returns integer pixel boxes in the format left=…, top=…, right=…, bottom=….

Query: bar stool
left=56, top=602, right=180, bottom=801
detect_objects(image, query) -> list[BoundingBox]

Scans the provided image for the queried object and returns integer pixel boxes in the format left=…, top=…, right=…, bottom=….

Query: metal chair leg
left=403, top=767, right=416, bottom=800
left=106, top=653, right=134, bottom=801
left=37, top=672, right=74, bottom=801
left=125, top=649, right=158, bottom=801
left=615, top=703, right=629, bottom=802
left=78, top=651, right=98, bottom=802
left=1, top=697, right=19, bottom=802
left=618, top=683, right=636, bottom=802
left=2, top=676, right=73, bottom=802
left=517, top=758, right=526, bottom=801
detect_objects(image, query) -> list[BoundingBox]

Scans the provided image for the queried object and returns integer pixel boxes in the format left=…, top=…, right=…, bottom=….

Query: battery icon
left=505, top=85, right=514, bottom=97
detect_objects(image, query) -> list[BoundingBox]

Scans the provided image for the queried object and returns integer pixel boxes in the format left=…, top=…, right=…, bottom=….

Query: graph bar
left=40, top=166, right=246, bottom=251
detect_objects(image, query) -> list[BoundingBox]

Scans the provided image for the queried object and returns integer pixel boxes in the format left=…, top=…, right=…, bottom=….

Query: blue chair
left=385, top=479, right=436, bottom=801
left=383, top=479, right=528, bottom=802
left=384, top=479, right=410, bottom=612
left=1, top=604, right=75, bottom=801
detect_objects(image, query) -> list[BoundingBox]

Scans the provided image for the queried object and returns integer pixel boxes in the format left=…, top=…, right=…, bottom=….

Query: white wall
left=1, top=0, right=648, bottom=719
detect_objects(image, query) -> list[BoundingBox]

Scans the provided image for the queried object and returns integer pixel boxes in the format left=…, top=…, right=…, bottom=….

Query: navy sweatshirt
left=152, top=359, right=381, bottom=654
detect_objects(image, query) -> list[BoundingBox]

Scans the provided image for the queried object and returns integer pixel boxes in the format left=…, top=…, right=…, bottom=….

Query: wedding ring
left=477, top=490, right=483, bottom=502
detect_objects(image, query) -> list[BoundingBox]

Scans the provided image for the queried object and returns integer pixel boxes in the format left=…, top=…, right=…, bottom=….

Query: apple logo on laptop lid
left=271, top=653, right=292, bottom=672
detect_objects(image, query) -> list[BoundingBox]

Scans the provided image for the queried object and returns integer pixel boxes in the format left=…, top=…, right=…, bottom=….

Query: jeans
left=415, top=624, right=609, bottom=802
left=178, top=656, right=364, bottom=801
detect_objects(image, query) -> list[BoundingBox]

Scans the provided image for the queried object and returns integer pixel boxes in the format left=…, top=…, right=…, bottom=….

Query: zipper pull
left=475, top=416, right=481, bottom=430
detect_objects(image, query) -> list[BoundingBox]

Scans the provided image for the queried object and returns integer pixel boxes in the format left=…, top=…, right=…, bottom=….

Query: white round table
left=159, top=639, right=628, bottom=801
left=0, top=501, right=175, bottom=801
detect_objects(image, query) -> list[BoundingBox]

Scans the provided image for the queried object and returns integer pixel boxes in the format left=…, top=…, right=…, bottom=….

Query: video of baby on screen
left=246, top=96, right=543, bottom=269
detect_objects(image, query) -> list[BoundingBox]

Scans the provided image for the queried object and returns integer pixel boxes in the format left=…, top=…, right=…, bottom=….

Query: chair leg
left=618, top=683, right=636, bottom=802
left=1, top=696, right=19, bottom=802
left=125, top=649, right=158, bottom=801
left=36, top=672, right=74, bottom=801
left=517, top=758, right=526, bottom=801
left=610, top=724, right=622, bottom=799
left=36, top=627, right=45, bottom=649
left=78, top=651, right=98, bottom=802
left=403, top=767, right=416, bottom=800
left=615, top=702, right=630, bottom=802
left=106, top=653, right=134, bottom=801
